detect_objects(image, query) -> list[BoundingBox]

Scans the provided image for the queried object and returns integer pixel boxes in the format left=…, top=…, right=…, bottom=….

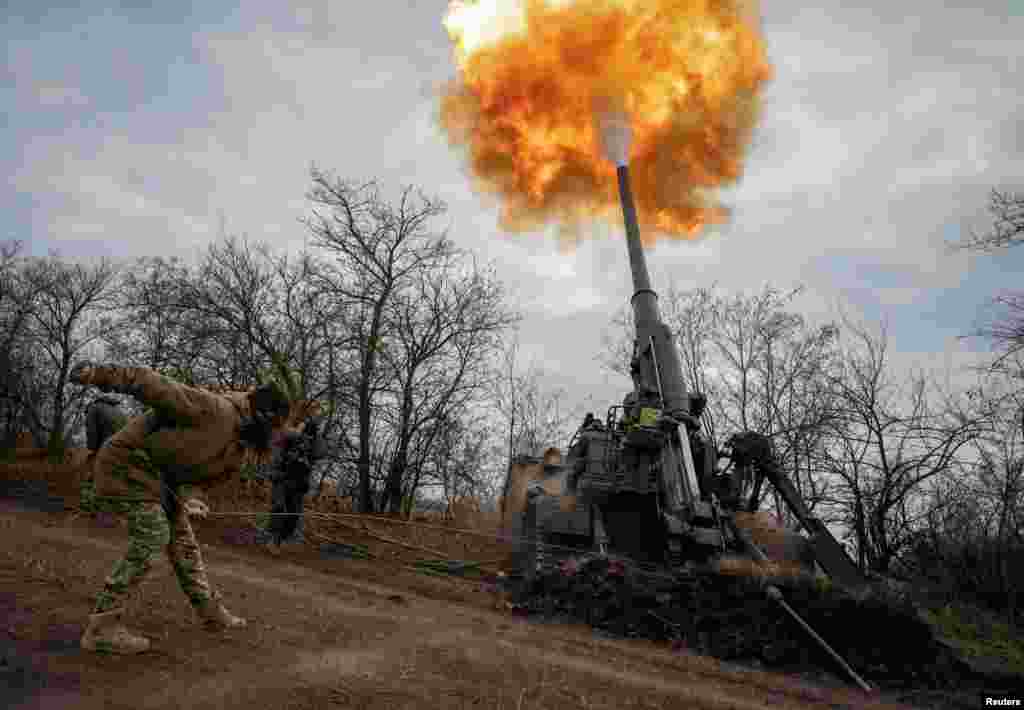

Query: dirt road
left=0, top=503, right=912, bottom=710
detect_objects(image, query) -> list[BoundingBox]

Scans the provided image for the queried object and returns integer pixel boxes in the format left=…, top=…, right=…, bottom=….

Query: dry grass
left=0, top=451, right=86, bottom=496
left=719, top=512, right=817, bottom=581
left=5, top=447, right=499, bottom=531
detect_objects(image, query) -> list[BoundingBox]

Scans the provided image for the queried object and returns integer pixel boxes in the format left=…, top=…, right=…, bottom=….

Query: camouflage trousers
left=79, top=453, right=128, bottom=515
left=80, top=477, right=98, bottom=513
left=79, top=452, right=99, bottom=513
left=94, top=497, right=216, bottom=613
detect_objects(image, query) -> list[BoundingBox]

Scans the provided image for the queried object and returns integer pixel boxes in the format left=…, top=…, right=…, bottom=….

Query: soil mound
left=515, top=554, right=1022, bottom=699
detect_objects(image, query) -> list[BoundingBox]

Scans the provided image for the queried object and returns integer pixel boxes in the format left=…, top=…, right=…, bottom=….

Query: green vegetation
left=414, top=558, right=483, bottom=579
left=926, top=604, right=1024, bottom=674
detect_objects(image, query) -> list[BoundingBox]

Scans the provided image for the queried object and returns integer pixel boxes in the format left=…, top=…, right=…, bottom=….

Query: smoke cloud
left=440, top=0, right=772, bottom=244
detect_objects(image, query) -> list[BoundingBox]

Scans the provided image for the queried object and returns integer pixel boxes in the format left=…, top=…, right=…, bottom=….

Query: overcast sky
left=4, top=0, right=1022, bottom=409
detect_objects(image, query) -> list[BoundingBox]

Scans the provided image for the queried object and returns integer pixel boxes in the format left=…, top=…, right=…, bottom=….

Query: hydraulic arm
left=727, top=432, right=867, bottom=591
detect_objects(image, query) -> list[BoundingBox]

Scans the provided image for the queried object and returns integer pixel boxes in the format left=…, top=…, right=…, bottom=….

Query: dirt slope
left=0, top=502, right=918, bottom=710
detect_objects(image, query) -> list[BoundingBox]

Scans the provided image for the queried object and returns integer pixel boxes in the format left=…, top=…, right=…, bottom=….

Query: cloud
left=33, top=83, right=90, bottom=107
left=3, top=0, right=1022, bottom=413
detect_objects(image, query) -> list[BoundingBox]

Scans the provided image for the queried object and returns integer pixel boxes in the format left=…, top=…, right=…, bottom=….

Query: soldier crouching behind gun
left=69, top=362, right=294, bottom=655
left=80, top=394, right=126, bottom=514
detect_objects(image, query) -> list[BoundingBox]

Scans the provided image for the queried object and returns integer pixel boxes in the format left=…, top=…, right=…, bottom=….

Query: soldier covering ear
left=70, top=363, right=295, bottom=654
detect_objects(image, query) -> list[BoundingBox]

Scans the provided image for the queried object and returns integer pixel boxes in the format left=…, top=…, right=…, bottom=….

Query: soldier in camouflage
left=262, top=416, right=326, bottom=551
left=70, top=362, right=295, bottom=655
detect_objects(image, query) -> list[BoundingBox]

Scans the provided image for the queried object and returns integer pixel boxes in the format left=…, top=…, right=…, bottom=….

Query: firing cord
left=98, top=472, right=814, bottom=590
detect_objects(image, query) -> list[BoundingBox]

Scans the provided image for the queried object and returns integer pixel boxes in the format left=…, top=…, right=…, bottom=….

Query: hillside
left=1, top=453, right=1021, bottom=709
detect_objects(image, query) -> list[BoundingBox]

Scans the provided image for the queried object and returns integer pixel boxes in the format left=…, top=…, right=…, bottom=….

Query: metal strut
left=726, top=517, right=874, bottom=693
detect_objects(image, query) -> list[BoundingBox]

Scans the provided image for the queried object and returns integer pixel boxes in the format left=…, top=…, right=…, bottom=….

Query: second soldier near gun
left=263, top=416, right=325, bottom=551
left=80, top=394, right=127, bottom=513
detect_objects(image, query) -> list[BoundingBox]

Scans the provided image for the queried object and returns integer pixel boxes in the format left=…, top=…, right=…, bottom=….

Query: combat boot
left=80, top=608, right=150, bottom=654
left=196, top=592, right=247, bottom=631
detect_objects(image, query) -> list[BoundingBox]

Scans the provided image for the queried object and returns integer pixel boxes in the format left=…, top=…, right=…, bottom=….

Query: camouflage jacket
left=77, top=365, right=263, bottom=500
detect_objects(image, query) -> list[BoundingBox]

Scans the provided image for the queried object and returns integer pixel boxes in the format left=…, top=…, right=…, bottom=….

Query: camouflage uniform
left=71, top=364, right=288, bottom=653
left=92, top=497, right=216, bottom=613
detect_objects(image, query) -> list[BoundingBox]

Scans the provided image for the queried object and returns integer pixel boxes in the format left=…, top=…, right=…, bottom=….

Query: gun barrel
left=614, top=164, right=687, bottom=412
left=616, top=165, right=652, bottom=296
left=616, top=165, right=662, bottom=360
left=614, top=160, right=704, bottom=512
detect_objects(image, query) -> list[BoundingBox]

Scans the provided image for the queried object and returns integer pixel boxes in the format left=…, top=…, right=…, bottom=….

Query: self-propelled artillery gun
left=500, top=136, right=880, bottom=690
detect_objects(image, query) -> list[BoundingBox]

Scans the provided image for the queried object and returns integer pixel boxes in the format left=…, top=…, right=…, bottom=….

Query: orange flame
left=440, top=0, right=772, bottom=245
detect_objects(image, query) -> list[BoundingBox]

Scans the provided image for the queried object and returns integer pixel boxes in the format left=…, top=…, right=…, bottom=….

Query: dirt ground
left=0, top=498, right=932, bottom=710
left=6, top=452, right=1007, bottom=710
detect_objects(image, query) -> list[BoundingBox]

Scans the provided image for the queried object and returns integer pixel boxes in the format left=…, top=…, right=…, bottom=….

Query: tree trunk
left=1005, top=557, right=1017, bottom=631
left=356, top=300, right=387, bottom=513
left=47, top=349, right=73, bottom=461
left=383, top=447, right=408, bottom=514
left=383, top=381, right=415, bottom=513
left=853, top=497, right=868, bottom=571
left=404, top=464, right=423, bottom=518
left=997, top=492, right=1015, bottom=628
left=356, top=374, right=373, bottom=513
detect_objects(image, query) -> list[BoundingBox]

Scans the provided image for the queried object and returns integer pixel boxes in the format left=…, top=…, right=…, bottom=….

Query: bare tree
left=185, top=234, right=286, bottom=385
left=910, top=432, right=1024, bottom=621
left=267, top=250, right=363, bottom=490
left=909, top=473, right=987, bottom=601
left=599, top=283, right=842, bottom=520
left=821, top=314, right=983, bottom=573
left=0, top=240, right=49, bottom=452
left=492, top=335, right=583, bottom=512
left=963, top=377, right=1024, bottom=622
left=267, top=250, right=339, bottom=398
left=960, top=189, right=1024, bottom=252
left=419, top=412, right=492, bottom=516
left=19, top=253, right=120, bottom=455
left=304, top=167, right=450, bottom=513
left=957, top=189, right=1024, bottom=367
left=107, top=256, right=203, bottom=375
left=756, top=314, right=843, bottom=521
left=378, top=252, right=517, bottom=513
left=500, top=337, right=579, bottom=458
